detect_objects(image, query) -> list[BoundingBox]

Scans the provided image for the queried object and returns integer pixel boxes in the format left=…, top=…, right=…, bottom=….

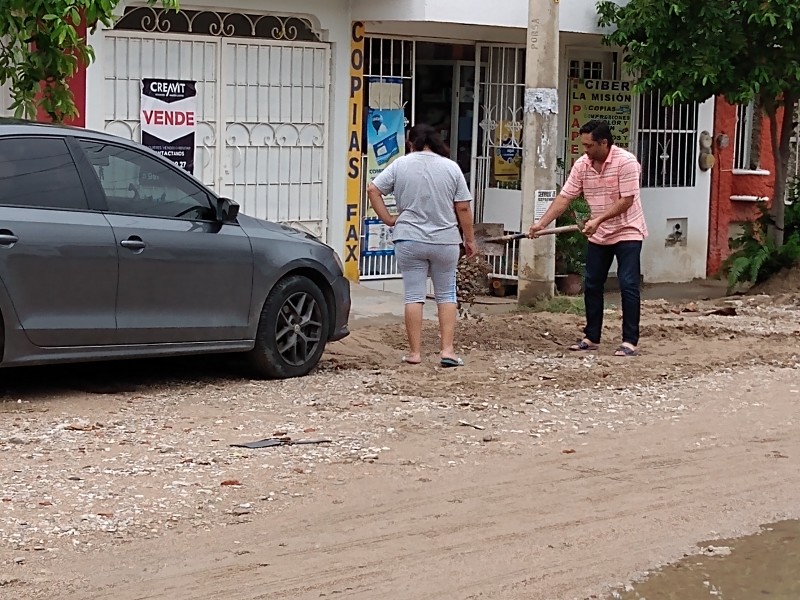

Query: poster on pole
left=141, top=79, right=197, bottom=174
left=567, top=79, right=633, bottom=168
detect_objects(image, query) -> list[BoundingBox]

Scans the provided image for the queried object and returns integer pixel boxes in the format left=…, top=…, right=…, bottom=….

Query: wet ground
left=617, top=520, right=800, bottom=599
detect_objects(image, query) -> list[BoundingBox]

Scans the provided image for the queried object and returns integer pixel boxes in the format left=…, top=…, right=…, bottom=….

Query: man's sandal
left=614, top=345, right=638, bottom=357
left=569, top=340, right=599, bottom=352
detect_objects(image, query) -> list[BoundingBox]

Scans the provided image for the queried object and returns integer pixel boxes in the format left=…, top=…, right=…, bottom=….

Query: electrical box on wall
left=665, top=218, right=688, bottom=247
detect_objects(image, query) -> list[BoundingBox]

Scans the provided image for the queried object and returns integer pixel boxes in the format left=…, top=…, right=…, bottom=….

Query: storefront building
left=2, top=1, right=789, bottom=290
left=348, top=0, right=716, bottom=290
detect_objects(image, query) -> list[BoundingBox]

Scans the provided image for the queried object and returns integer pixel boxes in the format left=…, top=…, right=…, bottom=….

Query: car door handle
left=0, top=231, right=18, bottom=247
left=120, top=236, right=146, bottom=251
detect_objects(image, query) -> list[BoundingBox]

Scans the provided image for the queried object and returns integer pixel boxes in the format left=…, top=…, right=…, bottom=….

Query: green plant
left=555, top=195, right=590, bottom=275
left=722, top=193, right=800, bottom=291
left=0, top=0, right=179, bottom=123
left=520, top=296, right=585, bottom=315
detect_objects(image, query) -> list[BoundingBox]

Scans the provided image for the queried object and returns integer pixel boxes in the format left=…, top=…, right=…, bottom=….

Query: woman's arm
left=367, top=183, right=396, bottom=227
left=455, top=202, right=477, bottom=258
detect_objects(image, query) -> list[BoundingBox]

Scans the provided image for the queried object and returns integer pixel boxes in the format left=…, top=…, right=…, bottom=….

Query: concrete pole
left=517, top=0, right=560, bottom=306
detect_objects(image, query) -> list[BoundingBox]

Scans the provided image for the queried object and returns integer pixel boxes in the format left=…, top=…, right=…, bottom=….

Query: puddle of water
left=617, top=520, right=800, bottom=599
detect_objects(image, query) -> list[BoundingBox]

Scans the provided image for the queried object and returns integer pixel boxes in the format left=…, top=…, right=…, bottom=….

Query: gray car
left=0, top=118, right=350, bottom=379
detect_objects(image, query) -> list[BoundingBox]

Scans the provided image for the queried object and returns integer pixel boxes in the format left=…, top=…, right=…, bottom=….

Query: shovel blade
left=474, top=222, right=509, bottom=257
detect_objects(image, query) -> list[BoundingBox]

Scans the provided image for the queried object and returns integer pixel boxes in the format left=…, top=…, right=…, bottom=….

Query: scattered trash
left=458, top=420, right=486, bottom=431
left=562, top=449, right=576, bottom=454
left=229, top=437, right=332, bottom=449
left=701, top=545, right=732, bottom=557
left=220, top=479, right=242, bottom=487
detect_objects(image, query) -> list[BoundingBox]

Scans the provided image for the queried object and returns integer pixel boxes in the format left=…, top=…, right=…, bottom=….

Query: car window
left=78, top=140, right=215, bottom=221
left=0, top=137, right=88, bottom=210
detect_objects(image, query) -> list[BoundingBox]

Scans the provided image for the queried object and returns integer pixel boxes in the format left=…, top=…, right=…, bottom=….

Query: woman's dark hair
left=407, top=123, right=450, bottom=157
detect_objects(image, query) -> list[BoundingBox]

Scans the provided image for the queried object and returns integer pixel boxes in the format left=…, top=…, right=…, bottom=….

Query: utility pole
left=517, top=0, right=560, bottom=306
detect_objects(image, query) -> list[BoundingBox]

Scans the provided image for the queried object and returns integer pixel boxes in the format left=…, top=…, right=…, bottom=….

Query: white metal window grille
left=733, top=101, right=755, bottom=171
left=568, top=60, right=580, bottom=80
left=358, top=36, right=414, bottom=280
left=635, top=90, right=699, bottom=188
left=222, top=41, right=329, bottom=228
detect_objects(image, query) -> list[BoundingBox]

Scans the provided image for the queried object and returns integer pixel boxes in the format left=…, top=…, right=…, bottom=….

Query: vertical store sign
left=343, top=22, right=365, bottom=281
left=141, top=78, right=197, bottom=174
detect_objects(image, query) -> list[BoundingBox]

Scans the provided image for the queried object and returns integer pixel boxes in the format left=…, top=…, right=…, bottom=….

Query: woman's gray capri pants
left=393, top=240, right=460, bottom=305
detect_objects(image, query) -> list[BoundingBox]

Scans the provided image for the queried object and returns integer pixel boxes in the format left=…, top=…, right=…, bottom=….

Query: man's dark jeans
left=583, top=240, right=642, bottom=346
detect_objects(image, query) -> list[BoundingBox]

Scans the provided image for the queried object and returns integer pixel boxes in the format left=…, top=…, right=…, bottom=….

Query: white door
left=221, top=40, right=329, bottom=237
left=635, top=92, right=715, bottom=282
left=102, top=29, right=330, bottom=240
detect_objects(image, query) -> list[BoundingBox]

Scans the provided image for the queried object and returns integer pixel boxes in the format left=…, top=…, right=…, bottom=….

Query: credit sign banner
left=141, top=78, right=197, bottom=174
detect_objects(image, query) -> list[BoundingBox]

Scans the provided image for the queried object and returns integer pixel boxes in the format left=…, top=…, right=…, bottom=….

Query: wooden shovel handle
left=534, top=224, right=582, bottom=236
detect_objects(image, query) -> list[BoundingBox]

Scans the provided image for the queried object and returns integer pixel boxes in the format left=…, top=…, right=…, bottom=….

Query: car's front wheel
left=249, top=275, right=329, bottom=379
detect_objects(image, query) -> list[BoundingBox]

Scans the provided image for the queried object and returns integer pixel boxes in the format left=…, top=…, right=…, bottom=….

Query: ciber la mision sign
left=141, top=79, right=197, bottom=174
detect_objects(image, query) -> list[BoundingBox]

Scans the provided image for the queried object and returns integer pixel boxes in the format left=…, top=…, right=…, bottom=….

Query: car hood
left=237, top=214, right=321, bottom=245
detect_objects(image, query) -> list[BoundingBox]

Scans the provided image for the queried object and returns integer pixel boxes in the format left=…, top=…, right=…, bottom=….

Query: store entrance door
left=359, top=39, right=480, bottom=281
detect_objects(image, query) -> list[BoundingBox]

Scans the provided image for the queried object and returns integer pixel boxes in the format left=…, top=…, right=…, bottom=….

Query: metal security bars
left=474, top=45, right=526, bottom=283
left=635, top=90, right=699, bottom=188
left=733, top=101, right=755, bottom=171
left=359, top=37, right=414, bottom=280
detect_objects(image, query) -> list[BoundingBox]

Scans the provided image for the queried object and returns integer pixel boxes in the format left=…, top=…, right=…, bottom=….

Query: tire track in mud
left=57, top=378, right=800, bottom=600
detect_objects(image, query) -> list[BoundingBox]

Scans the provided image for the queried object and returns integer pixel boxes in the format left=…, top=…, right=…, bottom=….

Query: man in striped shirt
left=529, top=119, right=648, bottom=357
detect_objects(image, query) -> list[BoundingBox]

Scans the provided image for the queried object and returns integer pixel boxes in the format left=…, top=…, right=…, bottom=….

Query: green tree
left=597, top=0, right=800, bottom=244
left=0, top=0, right=178, bottom=123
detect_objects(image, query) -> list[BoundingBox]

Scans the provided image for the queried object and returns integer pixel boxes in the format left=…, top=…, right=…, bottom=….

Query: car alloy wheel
left=275, top=291, right=323, bottom=367
left=250, top=274, right=330, bottom=379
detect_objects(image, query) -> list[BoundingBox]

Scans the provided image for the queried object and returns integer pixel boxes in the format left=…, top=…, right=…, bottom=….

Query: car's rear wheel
left=249, top=275, right=329, bottom=379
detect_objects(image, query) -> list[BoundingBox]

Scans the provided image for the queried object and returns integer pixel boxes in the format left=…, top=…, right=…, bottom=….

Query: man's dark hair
left=579, top=120, right=614, bottom=146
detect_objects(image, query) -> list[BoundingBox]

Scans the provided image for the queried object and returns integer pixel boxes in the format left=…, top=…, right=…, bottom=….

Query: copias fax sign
left=141, top=78, right=198, bottom=174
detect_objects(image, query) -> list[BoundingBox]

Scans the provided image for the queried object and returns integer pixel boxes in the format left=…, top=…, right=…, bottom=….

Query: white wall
left=85, top=0, right=352, bottom=257
left=639, top=99, right=715, bottom=283
left=352, top=0, right=611, bottom=35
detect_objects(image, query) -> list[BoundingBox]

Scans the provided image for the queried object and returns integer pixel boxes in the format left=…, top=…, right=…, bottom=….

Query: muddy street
left=1, top=294, right=799, bottom=599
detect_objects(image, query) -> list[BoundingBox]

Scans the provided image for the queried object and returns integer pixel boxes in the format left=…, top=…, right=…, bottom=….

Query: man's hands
left=528, top=222, right=546, bottom=238
left=581, top=217, right=602, bottom=237
left=528, top=217, right=602, bottom=238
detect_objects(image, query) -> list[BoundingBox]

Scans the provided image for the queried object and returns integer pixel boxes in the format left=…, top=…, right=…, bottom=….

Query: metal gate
left=105, top=7, right=330, bottom=239
left=359, top=36, right=414, bottom=280
left=473, top=44, right=526, bottom=282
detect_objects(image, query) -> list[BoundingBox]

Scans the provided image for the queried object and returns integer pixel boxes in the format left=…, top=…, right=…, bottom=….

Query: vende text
left=143, top=110, right=195, bottom=126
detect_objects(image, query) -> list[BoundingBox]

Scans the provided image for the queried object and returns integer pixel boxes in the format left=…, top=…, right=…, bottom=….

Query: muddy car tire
left=250, top=275, right=329, bottom=379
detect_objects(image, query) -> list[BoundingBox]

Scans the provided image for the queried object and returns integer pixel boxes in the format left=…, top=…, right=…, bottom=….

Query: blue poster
left=367, top=107, right=406, bottom=183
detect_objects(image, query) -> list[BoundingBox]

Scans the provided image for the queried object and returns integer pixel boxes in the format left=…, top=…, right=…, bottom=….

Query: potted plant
left=555, top=194, right=589, bottom=295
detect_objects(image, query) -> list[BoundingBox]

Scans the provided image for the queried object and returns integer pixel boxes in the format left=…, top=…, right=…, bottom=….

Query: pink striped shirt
left=561, top=145, right=648, bottom=245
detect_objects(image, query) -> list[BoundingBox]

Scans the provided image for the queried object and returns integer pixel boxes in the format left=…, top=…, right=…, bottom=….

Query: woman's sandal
left=440, top=357, right=464, bottom=368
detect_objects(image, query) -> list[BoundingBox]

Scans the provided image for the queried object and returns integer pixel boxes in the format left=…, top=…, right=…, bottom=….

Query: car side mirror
left=216, top=197, right=240, bottom=223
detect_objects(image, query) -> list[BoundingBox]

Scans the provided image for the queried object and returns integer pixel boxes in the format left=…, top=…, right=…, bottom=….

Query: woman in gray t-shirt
left=367, top=124, right=477, bottom=368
